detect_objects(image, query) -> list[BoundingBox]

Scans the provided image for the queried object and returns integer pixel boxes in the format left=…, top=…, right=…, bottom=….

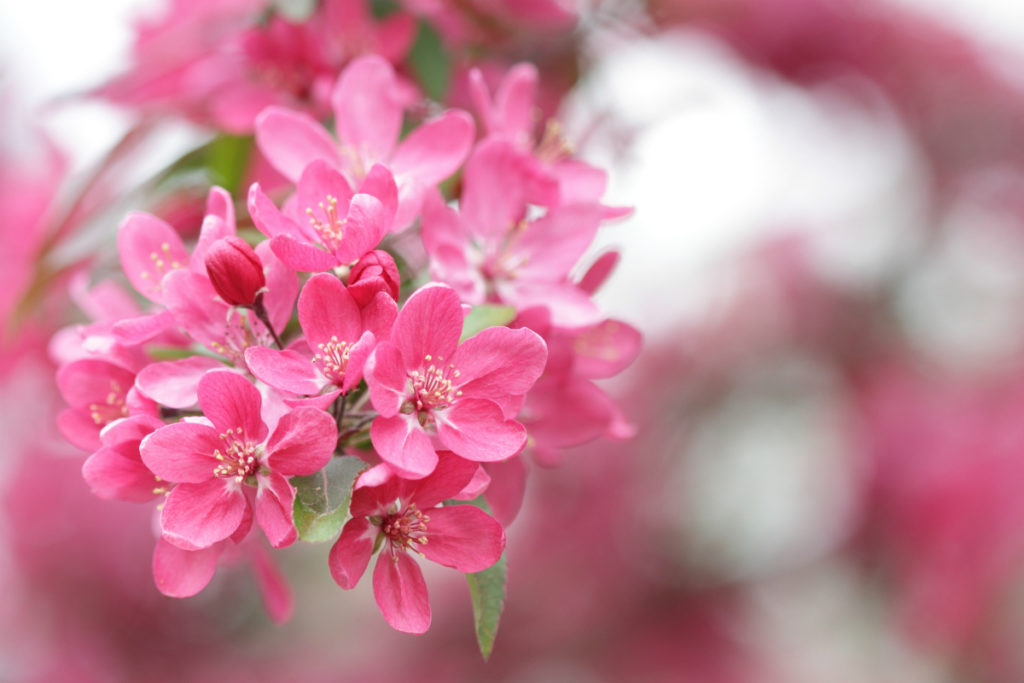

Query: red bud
left=205, top=236, right=266, bottom=307
left=348, top=250, right=400, bottom=306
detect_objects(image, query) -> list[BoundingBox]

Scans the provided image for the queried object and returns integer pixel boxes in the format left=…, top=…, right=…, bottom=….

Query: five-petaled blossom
left=365, top=283, right=547, bottom=478
left=141, top=371, right=338, bottom=550
left=329, top=451, right=505, bottom=633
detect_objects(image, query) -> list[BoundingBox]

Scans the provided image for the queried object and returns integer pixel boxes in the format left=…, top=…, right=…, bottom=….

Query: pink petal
left=365, top=342, right=409, bottom=417
left=269, top=234, right=341, bottom=272
left=294, top=159, right=356, bottom=227
left=452, top=326, right=547, bottom=400
left=191, top=213, right=235, bottom=277
left=82, top=446, right=159, bottom=502
left=372, top=550, right=431, bottom=634
left=246, top=346, right=325, bottom=395
left=254, top=106, right=343, bottom=182
left=358, top=164, right=399, bottom=226
left=391, top=284, right=463, bottom=371
left=335, top=193, right=389, bottom=263
left=461, top=140, right=528, bottom=241
left=435, top=399, right=526, bottom=462
left=152, top=538, right=224, bottom=598
left=572, top=319, right=643, bottom=379
left=117, top=211, right=190, bottom=303
left=341, top=331, right=378, bottom=393
left=404, top=451, right=479, bottom=509
left=265, top=407, right=337, bottom=475
left=256, top=471, right=298, bottom=548
left=248, top=182, right=308, bottom=240
left=161, top=478, right=247, bottom=549
left=250, top=542, right=294, bottom=624
left=370, top=414, right=438, bottom=479
left=56, top=358, right=135, bottom=410
left=483, top=457, right=527, bottom=526
left=112, top=310, right=176, bottom=345
left=329, top=516, right=376, bottom=589
left=360, top=291, right=398, bottom=340
left=298, top=273, right=362, bottom=348
left=197, top=371, right=267, bottom=441
left=514, top=204, right=603, bottom=279
left=135, top=356, right=226, bottom=409
left=504, top=280, right=602, bottom=329
left=494, top=63, right=538, bottom=143
left=57, top=408, right=102, bottom=451
left=577, top=250, right=619, bottom=295
left=332, top=55, right=402, bottom=164
left=391, top=110, right=475, bottom=187
left=420, top=505, right=505, bottom=572
left=139, top=421, right=220, bottom=483
left=256, top=240, right=300, bottom=333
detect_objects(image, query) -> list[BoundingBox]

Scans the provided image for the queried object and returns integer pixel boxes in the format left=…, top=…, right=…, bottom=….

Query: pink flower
left=423, top=140, right=605, bottom=328
left=248, top=160, right=397, bottom=272
left=328, top=451, right=505, bottom=633
left=82, top=415, right=166, bottom=503
left=57, top=358, right=159, bottom=452
left=140, top=371, right=337, bottom=550
left=469, top=62, right=631, bottom=216
left=255, top=54, right=475, bottom=229
left=99, top=0, right=415, bottom=133
left=204, top=235, right=266, bottom=307
left=245, top=272, right=396, bottom=400
left=365, top=283, right=546, bottom=478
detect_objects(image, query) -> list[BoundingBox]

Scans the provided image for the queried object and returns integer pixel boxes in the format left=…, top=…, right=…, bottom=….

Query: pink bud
left=205, top=236, right=265, bottom=307
left=348, top=250, right=400, bottom=306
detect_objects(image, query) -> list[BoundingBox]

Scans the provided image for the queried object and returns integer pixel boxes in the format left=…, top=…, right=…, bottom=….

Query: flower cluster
left=55, top=49, right=639, bottom=644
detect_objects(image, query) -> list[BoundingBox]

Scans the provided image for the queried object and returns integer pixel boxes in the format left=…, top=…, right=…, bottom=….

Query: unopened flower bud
left=348, top=249, right=400, bottom=306
left=205, top=236, right=265, bottom=307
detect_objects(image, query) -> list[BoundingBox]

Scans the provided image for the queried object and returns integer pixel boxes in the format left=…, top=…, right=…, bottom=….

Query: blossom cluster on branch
left=53, top=5, right=640, bottom=652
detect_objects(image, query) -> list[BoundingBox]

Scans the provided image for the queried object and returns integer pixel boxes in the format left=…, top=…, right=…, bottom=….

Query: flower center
left=306, top=195, right=346, bottom=252
left=382, top=503, right=430, bottom=551
left=88, top=380, right=129, bottom=426
left=137, top=242, right=184, bottom=293
left=212, top=427, right=261, bottom=484
left=409, top=354, right=462, bottom=410
left=313, top=335, right=352, bottom=385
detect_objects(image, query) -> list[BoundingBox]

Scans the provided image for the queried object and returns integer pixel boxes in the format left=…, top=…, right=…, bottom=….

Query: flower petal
left=255, top=106, right=343, bottom=182
left=453, top=326, right=547, bottom=401
left=265, top=407, right=337, bottom=476
left=365, top=342, right=408, bottom=417
left=435, top=399, right=526, bottom=462
left=245, top=346, right=325, bottom=396
left=332, top=55, right=402, bottom=164
left=420, top=505, right=505, bottom=573
left=256, top=471, right=298, bottom=548
left=391, top=109, right=475, bottom=186
left=298, top=273, right=363, bottom=348
left=329, top=516, right=376, bottom=589
left=372, top=550, right=431, bottom=634
left=391, top=283, right=462, bottom=371
left=370, top=413, right=438, bottom=479
left=135, top=356, right=226, bottom=409
left=140, top=421, right=220, bottom=484
left=152, top=538, right=224, bottom=598
left=117, top=211, right=190, bottom=303
left=197, top=371, right=267, bottom=441
left=161, top=479, right=246, bottom=549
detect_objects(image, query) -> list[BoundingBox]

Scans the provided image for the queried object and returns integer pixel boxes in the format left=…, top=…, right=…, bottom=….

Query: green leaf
left=206, top=134, right=251, bottom=196
left=460, top=304, right=517, bottom=342
left=467, top=551, right=507, bottom=660
left=409, top=21, right=450, bottom=101
left=271, top=0, right=317, bottom=21
left=456, top=496, right=507, bottom=660
left=291, top=456, right=366, bottom=542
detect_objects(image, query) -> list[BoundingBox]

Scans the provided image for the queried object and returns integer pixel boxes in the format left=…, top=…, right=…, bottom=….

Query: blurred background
left=3, top=0, right=1024, bottom=680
